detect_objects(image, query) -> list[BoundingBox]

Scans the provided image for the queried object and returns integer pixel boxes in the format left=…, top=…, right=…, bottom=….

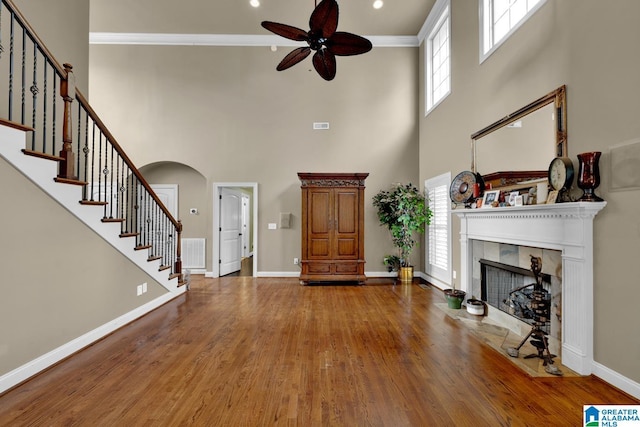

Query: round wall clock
left=548, top=157, right=574, bottom=192
left=450, top=171, right=485, bottom=207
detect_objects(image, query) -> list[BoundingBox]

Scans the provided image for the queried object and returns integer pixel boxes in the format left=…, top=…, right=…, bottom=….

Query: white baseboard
left=0, top=290, right=184, bottom=394
left=592, top=361, right=640, bottom=399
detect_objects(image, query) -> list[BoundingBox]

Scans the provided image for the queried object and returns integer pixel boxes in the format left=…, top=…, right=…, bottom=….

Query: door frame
left=212, top=182, right=258, bottom=278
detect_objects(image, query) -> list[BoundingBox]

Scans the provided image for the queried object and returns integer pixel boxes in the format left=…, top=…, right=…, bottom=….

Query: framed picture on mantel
left=482, top=190, right=500, bottom=208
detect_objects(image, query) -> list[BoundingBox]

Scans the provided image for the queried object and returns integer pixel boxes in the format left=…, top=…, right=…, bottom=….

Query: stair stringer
left=0, top=124, right=184, bottom=295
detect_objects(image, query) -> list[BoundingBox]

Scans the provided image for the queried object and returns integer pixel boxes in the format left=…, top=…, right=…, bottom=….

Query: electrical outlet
left=136, top=285, right=143, bottom=296
left=453, top=270, right=457, bottom=279
left=142, top=282, right=147, bottom=293
left=293, top=258, right=299, bottom=265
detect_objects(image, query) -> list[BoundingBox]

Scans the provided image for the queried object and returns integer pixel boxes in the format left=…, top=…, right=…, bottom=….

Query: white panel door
left=241, top=194, right=250, bottom=258
left=150, top=184, right=178, bottom=218
left=149, top=184, right=179, bottom=251
left=220, top=188, right=242, bottom=276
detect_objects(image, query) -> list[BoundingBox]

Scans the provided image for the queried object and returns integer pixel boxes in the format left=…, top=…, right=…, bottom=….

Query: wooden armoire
left=298, top=173, right=368, bottom=285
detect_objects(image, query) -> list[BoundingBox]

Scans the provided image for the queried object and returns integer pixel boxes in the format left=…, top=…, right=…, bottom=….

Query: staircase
left=0, top=0, right=186, bottom=393
left=0, top=0, right=184, bottom=290
left=0, top=123, right=184, bottom=292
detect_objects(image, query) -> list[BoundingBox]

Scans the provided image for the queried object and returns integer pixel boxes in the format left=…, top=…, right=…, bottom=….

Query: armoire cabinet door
left=334, top=188, right=358, bottom=259
left=308, top=189, right=331, bottom=258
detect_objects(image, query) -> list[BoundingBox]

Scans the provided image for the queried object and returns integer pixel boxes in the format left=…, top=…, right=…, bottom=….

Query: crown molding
left=89, top=32, right=419, bottom=48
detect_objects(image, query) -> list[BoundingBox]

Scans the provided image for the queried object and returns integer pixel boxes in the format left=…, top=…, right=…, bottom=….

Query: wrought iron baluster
left=42, top=60, right=48, bottom=152
left=8, top=12, right=14, bottom=121
left=134, top=176, right=141, bottom=246
left=81, top=112, right=89, bottom=200
left=20, top=25, right=25, bottom=124
left=52, top=74, right=56, bottom=152
left=75, top=99, right=81, bottom=179
left=0, top=2, right=3, bottom=58
left=89, top=122, right=96, bottom=201
left=118, top=157, right=125, bottom=231
left=98, top=132, right=106, bottom=216
left=30, top=43, right=38, bottom=149
left=107, top=143, right=114, bottom=219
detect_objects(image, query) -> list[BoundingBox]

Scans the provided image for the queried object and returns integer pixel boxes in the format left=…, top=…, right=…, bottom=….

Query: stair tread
left=120, top=232, right=139, bottom=238
left=54, top=177, right=88, bottom=186
left=135, top=245, right=152, bottom=250
left=101, top=218, right=125, bottom=223
left=80, top=200, right=108, bottom=206
left=22, top=149, right=64, bottom=162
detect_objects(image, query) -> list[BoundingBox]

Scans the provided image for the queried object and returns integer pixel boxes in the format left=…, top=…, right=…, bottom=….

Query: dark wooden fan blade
left=327, top=32, right=373, bottom=56
left=261, top=21, right=308, bottom=41
left=276, top=47, right=312, bottom=71
left=309, top=0, right=338, bottom=39
left=312, top=49, right=337, bottom=81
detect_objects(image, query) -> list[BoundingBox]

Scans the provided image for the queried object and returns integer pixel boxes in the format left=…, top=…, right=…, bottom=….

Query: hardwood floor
left=0, top=276, right=637, bottom=426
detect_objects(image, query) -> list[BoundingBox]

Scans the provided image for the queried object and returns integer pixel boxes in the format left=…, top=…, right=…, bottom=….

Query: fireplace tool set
left=506, top=256, right=563, bottom=376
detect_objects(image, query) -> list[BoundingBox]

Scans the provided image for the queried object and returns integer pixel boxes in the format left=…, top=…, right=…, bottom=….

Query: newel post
left=175, top=220, right=183, bottom=282
left=58, top=63, right=76, bottom=179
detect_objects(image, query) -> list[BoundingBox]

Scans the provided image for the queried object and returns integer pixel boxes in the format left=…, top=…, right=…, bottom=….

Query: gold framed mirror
left=471, top=85, right=567, bottom=185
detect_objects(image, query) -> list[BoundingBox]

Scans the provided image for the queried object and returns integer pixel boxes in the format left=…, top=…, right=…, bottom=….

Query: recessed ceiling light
left=250, top=0, right=260, bottom=7
left=373, top=0, right=383, bottom=9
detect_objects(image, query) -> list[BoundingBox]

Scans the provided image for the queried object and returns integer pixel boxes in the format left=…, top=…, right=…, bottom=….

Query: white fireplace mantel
left=453, top=201, right=606, bottom=375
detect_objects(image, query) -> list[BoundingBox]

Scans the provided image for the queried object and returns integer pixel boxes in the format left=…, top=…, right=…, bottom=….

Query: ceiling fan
left=261, top=0, right=373, bottom=81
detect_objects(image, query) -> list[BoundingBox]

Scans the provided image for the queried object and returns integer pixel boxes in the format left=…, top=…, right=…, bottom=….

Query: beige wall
left=420, top=0, right=640, bottom=383
left=13, top=0, right=90, bottom=93
left=0, top=156, right=167, bottom=374
left=140, top=162, right=209, bottom=240
left=88, top=45, right=421, bottom=272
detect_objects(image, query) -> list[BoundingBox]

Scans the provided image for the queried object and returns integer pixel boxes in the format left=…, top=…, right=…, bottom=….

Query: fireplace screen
left=480, top=259, right=551, bottom=334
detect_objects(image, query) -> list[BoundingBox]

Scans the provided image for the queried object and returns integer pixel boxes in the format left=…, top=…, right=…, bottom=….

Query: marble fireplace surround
left=454, top=202, right=606, bottom=375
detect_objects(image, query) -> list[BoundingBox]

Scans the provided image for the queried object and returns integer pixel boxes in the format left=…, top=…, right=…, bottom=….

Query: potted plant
left=383, top=255, right=401, bottom=273
left=373, top=183, right=432, bottom=283
left=444, top=287, right=466, bottom=309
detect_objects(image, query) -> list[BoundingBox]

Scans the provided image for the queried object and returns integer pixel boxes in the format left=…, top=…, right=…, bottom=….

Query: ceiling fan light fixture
left=373, top=0, right=384, bottom=9
left=261, top=0, right=372, bottom=81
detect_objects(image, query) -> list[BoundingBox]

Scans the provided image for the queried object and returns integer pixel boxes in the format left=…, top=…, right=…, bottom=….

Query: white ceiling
left=89, top=0, right=436, bottom=38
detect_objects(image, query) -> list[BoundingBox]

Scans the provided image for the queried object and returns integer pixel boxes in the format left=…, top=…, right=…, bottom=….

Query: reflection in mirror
left=471, top=86, right=566, bottom=187
left=475, top=103, right=555, bottom=174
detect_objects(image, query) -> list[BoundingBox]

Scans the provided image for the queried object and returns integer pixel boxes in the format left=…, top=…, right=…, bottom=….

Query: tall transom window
left=424, top=0, right=450, bottom=115
left=480, top=0, right=547, bottom=62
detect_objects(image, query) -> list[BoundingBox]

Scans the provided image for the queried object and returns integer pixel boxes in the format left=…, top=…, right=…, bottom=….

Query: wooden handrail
left=2, top=0, right=67, bottom=78
left=74, top=90, right=181, bottom=230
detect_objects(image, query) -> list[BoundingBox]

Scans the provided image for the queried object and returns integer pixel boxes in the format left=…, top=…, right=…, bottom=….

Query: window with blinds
left=425, top=172, right=451, bottom=285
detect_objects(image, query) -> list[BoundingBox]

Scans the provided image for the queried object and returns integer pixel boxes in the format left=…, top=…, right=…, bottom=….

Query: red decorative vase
left=577, top=151, right=603, bottom=202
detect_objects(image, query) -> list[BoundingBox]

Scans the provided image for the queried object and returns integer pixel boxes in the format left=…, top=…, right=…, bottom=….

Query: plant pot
left=466, top=298, right=485, bottom=316
left=444, top=289, right=466, bottom=309
left=398, top=266, right=413, bottom=283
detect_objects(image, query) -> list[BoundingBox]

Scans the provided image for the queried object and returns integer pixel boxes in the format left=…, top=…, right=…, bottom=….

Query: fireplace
left=453, top=201, right=606, bottom=375
left=480, top=258, right=552, bottom=332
